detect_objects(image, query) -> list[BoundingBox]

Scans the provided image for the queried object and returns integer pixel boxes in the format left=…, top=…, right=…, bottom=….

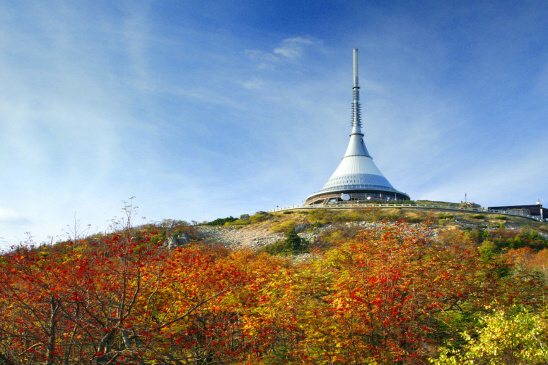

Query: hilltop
left=196, top=203, right=548, bottom=250
left=2, top=202, right=548, bottom=364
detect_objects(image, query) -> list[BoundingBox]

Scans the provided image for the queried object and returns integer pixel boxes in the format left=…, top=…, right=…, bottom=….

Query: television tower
left=305, top=48, right=409, bottom=205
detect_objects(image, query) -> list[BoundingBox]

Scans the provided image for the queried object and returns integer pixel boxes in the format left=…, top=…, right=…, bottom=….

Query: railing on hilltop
left=268, top=204, right=545, bottom=222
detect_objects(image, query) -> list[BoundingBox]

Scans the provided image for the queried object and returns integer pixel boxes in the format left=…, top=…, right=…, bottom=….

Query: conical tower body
left=305, top=49, right=409, bottom=206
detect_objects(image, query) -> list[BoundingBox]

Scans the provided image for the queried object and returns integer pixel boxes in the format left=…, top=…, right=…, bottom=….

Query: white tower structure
left=305, top=48, right=409, bottom=206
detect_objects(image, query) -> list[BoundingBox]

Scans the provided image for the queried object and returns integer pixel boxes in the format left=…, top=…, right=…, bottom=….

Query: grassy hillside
left=201, top=206, right=548, bottom=247
left=1, top=205, right=548, bottom=364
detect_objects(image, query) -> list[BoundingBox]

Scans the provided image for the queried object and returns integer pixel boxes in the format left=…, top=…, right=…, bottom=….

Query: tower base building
left=305, top=49, right=409, bottom=206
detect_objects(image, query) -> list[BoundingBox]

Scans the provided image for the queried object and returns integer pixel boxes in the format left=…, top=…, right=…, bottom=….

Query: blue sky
left=1, top=0, right=547, bottom=247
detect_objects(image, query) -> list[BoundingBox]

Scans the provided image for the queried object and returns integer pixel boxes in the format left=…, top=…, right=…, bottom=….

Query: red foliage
left=0, top=222, right=545, bottom=364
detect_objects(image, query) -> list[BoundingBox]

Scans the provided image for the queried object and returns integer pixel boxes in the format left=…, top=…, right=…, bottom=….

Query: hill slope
left=2, top=205, right=548, bottom=364
left=197, top=206, right=548, bottom=250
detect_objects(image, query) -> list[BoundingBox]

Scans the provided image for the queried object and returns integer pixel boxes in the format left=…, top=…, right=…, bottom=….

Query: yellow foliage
left=270, top=220, right=297, bottom=233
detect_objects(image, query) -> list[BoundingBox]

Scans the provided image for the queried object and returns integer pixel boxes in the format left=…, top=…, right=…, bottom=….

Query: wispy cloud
left=245, top=36, right=322, bottom=69
left=244, top=49, right=279, bottom=70
left=121, top=1, right=152, bottom=90
left=273, top=37, right=316, bottom=58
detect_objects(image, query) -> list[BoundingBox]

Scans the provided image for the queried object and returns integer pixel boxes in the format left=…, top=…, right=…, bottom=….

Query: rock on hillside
left=195, top=208, right=548, bottom=249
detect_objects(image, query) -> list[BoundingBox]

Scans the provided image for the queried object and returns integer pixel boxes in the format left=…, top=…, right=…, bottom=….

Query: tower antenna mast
left=352, top=48, right=362, bottom=131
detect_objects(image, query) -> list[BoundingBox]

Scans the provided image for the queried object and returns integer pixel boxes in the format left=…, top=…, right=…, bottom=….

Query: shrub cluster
left=269, top=219, right=297, bottom=233
left=2, top=219, right=547, bottom=364
left=264, top=228, right=307, bottom=255
left=206, top=216, right=238, bottom=226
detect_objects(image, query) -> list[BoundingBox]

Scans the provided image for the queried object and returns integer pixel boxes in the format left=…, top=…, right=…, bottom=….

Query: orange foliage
left=506, top=247, right=548, bottom=276
left=0, top=222, right=546, bottom=364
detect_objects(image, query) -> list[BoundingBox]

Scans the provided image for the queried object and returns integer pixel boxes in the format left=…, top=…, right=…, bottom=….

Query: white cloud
left=273, top=37, right=316, bottom=58
left=245, top=36, right=322, bottom=69
left=244, top=49, right=279, bottom=70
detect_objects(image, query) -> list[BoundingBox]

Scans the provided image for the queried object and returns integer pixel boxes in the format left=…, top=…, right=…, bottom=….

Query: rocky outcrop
left=195, top=221, right=437, bottom=251
left=196, top=226, right=284, bottom=249
left=165, top=233, right=191, bottom=249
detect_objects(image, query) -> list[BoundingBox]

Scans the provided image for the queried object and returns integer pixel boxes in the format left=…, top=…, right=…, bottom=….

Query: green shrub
left=471, top=227, right=548, bottom=252
left=464, top=229, right=489, bottom=244
left=472, top=214, right=485, bottom=219
left=495, top=216, right=508, bottom=220
left=249, top=213, right=270, bottom=223
left=206, top=216, right=237, bottom=226
left=438, top=214, right=454, bottom=220
left=225, top=219, right=249, bottom=226
left=264, top=228, right=307, bottom=256
left=479, top=240, right=496, bottom=261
